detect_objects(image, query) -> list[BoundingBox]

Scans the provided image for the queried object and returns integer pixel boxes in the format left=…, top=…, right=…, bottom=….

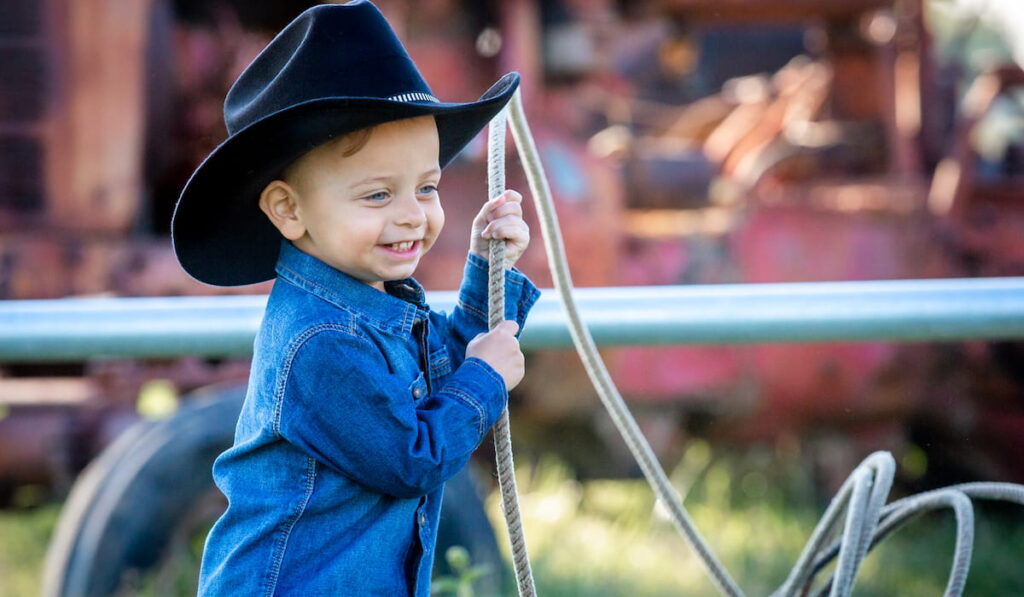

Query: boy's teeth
left=390, top=241, right=414, bottom=251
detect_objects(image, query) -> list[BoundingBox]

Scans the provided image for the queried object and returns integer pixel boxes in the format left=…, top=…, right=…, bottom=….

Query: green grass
left=0, top=503, right=60, bottom=597
left=5, top=446, right=1024, bottom=596
left=484, top=445, right=1024, bottom=597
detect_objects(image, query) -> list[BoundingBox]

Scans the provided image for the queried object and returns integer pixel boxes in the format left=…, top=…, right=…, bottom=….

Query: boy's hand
left=470, top=190, right=530, bottom=268
left=465, top=320, right=525, bottom=391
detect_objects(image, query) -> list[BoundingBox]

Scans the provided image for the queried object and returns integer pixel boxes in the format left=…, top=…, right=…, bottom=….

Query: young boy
left=170, top=3, right=539, bottom=595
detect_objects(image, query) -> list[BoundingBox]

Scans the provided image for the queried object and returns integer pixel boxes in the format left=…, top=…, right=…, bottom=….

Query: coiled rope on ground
left=485, top=89, right=1024, bottom=597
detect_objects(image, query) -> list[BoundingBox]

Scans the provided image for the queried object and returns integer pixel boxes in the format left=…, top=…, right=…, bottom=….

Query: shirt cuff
left=458, top=253, right=541, bottom=331
left=443, top=356, right=509, bottom=440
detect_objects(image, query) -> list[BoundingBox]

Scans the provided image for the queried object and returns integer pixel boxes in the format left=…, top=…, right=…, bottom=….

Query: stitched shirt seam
left=274, top=322, right=360, bottom=436
left=446, top=386, right=486, bottom=439
left=456, top=299, right=488, bottom=321
left=278, top=265, right=416, bottom=337
left=465, top=357, right=507, bottom=393
left=262, top=457, right=318, bottom=596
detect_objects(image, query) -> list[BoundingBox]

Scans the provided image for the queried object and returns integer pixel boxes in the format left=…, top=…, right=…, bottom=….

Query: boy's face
left=263, top=116, right=444, bottom=290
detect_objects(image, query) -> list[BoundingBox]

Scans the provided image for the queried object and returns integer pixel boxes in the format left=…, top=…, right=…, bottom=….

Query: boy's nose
left=393, top=193, right=427, bottom=228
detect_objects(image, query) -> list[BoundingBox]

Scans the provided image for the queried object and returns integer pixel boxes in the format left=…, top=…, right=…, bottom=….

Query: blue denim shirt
left=198, top=240, right=540, bottom=596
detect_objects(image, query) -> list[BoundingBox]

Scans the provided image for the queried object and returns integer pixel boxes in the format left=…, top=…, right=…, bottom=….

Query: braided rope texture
left=487, top=106, right=537, bottom=597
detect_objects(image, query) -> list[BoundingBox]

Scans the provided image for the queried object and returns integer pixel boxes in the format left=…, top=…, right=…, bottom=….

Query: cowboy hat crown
left=226, top=1, right=436, bottom=134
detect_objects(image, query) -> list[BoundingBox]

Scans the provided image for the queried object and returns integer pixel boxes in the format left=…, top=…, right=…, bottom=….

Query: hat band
left=388, top=92, right=440, bottom=103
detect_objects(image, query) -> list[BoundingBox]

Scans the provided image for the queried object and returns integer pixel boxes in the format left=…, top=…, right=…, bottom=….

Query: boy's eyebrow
left=349, top=168, right=442, bottom=189
left=349, top=175, right=391, bottom=189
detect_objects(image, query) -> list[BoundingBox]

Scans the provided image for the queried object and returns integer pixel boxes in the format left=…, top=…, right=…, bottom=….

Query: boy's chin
left=374, top=264, right=420, bottom=285
left=386, top=267, right=418, bottom=282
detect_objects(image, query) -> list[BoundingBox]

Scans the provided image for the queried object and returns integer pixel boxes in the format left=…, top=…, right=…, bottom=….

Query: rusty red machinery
left=2, top=0, right=1024, bottom=591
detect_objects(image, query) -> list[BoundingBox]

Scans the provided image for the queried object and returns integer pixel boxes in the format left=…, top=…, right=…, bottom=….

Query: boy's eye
left=365, top=191, right=390, bottom=202
left=418, top=184, right=438, bottom=195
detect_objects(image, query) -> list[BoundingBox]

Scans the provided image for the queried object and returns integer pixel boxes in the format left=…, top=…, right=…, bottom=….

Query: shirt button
left=419, top=513, right=427, bottom=526
left=412, top=387, right=423, bottom=399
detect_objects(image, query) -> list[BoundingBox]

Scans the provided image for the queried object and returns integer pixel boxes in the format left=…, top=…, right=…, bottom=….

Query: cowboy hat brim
left=171, top=72, right=519, bottom=287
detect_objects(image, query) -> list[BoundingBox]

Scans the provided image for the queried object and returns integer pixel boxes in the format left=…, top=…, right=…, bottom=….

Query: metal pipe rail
left=0, top=276, right=1022, bottom=362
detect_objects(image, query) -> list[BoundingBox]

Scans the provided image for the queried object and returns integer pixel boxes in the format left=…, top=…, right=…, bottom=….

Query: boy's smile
left=259, top=116, right=444, bottom=291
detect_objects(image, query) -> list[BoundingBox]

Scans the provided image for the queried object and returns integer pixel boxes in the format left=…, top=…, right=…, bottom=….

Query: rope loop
left=487, top=88, right=1024, bottom=597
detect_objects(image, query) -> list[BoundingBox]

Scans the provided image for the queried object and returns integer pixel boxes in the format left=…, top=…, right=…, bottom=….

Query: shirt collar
left=273, top=239, right=428, bottom=336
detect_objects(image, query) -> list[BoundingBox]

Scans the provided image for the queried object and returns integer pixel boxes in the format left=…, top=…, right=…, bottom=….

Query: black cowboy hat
left=171, top=0, right=520, bottom=286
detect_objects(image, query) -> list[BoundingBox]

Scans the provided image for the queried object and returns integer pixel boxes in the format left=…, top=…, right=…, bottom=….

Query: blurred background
left=2, top=0, right=1024, bottom=595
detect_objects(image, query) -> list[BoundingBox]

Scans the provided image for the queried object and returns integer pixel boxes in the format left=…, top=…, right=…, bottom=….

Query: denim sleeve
left=445, top=253, right=541, bottom=361
left=277, top=327, right=508, bottom=498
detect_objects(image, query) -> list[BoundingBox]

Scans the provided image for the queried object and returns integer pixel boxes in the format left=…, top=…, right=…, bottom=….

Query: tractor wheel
left=42, top=384, right=244, bottom=597
left=42, top=383, right=504, bottom=596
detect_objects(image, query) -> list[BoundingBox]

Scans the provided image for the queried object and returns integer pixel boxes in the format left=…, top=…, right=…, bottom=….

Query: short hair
left=280, top=126, right=373, bottom=183
left=280, top=116, right=433, bottom=183
left=336, top=126, right=374, bottom=157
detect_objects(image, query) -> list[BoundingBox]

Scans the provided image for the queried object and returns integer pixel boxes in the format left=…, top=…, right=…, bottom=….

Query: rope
left=485, top=87, right=1024, bottom=597
left=806, top=482, right=1024, bottom=595
left=502, top=90, right=744, bottom=597
left=808, top=489, right=975, bottom=597
left=772, top=452, right=896, bottom=597
left=486, top=105, right=537, bottom=597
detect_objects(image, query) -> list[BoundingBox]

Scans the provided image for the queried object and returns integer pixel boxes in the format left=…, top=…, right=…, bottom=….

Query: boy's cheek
left=430, top=205, right=445, bottom=240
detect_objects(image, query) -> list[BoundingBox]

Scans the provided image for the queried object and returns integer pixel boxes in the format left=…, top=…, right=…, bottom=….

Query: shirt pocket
left=427, top=346, right=452, bottom=379
left=408, top=372, right=428, bottom=404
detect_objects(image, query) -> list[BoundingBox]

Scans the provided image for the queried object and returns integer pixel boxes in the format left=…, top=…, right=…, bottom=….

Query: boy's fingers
left=485, top=194, right=508, bottom=209
left=475, top=197, right=504, bottom=224
left=483, top=219, right=528, bottom=240
left=488, top=202, right=523, bottom=221
left=483, top=190, right=521, bottom=211
left=485, top=214, right=526, bottom=229
left=480, top=224, right=502, bottom=240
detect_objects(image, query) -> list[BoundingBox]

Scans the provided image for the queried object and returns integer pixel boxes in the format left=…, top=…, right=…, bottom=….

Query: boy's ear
left=259, top=180, right=306, bottom=241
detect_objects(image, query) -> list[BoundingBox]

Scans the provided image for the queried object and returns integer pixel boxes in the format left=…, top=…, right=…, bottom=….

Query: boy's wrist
left=467, top=251, right=495, bottom=271
left=458, top=253, right=539, bottom=333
